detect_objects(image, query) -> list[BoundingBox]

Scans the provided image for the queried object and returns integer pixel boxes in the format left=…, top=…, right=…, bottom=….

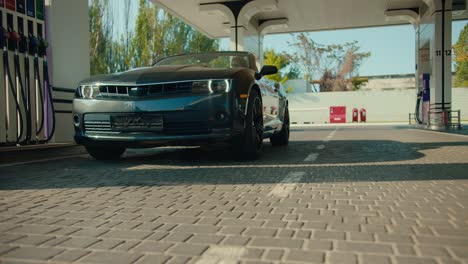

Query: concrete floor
left=0, top=125, right=467, bottom=264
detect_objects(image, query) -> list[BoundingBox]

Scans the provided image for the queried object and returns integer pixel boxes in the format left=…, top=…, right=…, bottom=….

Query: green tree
left=263, top=49, right=289, bottom=84
left=454, top=23, right=468, bottom=87
left=89, top=0, right=107, bottom=75
left=132, top=0, right=155, bottom=67
left=286, top=33, right=371, bottom=92
left=89, top=0, right=221, bottom=74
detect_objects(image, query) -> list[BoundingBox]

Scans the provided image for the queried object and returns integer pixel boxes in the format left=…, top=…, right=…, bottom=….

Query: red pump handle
left=8, top=31, right=20, bottom=43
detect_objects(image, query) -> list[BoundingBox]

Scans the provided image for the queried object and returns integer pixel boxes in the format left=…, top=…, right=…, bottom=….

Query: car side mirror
left=256, top=65, right=278, bottom=80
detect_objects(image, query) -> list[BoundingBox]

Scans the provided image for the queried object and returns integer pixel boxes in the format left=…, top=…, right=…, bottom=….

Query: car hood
left=81, top=65, right=248, bottom=85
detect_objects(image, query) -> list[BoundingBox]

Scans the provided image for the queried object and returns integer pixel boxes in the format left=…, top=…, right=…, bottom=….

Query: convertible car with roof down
left=73, top=51, right=289, bottom=160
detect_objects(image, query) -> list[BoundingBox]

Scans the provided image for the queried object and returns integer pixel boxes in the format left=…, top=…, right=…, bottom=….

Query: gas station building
left=0, top=0, right=467, bottom=145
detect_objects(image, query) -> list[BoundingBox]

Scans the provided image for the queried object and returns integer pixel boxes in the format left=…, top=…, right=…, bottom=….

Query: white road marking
left=323, top=128, right=338, bottom=143
left=0, top=154, right=88, bottom=168
left=195, top=246, right=246, bottom=264
left=269, top=171, right=305, bottom=198
left=304, top=153, right=319, bottom=162
left=316, top=145, right=325, bottom=150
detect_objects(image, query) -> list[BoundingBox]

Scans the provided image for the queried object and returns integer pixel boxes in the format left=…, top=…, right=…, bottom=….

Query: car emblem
left=129, top=87, right=146, bottom=97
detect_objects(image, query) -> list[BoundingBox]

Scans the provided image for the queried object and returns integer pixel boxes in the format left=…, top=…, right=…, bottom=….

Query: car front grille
left=83, top=115, right=211, bottom=135
left=98, top=82, right=193, bottom=98
left=84, top=120, right=112, bottom=132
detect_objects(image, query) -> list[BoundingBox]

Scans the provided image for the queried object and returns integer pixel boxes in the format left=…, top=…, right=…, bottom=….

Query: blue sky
left=220, top=21, right=467, bottom=76
left=100, top=0, right=467, bottom=77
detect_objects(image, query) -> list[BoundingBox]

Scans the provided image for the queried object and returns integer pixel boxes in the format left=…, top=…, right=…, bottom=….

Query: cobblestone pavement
left=1, top=125, right=468, bottom=264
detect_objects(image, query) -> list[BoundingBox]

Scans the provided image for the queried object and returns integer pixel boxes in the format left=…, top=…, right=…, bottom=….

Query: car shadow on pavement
left=1, top=140, right=468, bottom=190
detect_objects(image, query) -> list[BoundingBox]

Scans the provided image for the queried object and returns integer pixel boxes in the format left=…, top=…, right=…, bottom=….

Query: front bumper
left=73, top=93, right=243, bottom=147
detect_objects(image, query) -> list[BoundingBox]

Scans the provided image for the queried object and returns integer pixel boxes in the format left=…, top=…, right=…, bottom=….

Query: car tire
left=270, top=107, right=290, bottom=146
left=234, top=89, right=263, bottom=160
left=85, top=145, right=126, bottom=160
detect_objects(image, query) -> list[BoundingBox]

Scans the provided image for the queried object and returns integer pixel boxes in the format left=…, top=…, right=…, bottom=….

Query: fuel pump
left=16, top=16, right=31, bottom=144
left=1, top=0, right=54, bottom=145
left=3, top=23, right=25, bottom=145
left=415, top=82, right=423, bottom=124
left=37, top=30, right=55, bottom=142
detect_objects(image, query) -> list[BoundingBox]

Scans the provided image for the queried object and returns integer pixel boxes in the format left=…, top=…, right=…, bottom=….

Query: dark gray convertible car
left=73, top=51, right=289, bottom=160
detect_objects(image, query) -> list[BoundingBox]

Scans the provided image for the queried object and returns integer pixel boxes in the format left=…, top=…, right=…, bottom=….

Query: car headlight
left=192, top=79, right=231, bottom=94
left=76, top=85, right=100, bottom=99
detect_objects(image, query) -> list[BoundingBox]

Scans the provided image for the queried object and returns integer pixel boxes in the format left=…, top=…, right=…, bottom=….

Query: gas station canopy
left=154, top=0, right=467, bottom=38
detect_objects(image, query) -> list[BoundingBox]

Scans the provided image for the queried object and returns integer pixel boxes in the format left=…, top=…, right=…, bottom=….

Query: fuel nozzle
left=7, top=29, right=21, bottom=51
left=19, top=33, right=28, bottom=54
left=28, top=34, right=39, bottom=55
left=0, top=27, right=8, bottom=49
left=38, top=38, right=48, bottom=57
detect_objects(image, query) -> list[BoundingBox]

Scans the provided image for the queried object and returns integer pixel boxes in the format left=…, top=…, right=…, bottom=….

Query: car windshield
left=155, top=52, right=251, bottom=69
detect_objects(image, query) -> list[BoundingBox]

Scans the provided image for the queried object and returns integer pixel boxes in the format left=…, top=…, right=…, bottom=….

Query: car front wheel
left=235, top=89, right=263, bottom=160
left=85, top=145, right=126, bottom=160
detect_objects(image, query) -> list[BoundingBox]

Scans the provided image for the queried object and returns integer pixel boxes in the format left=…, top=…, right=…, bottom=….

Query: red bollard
left=352, top=108, right=359, bottom=123
left=360, top=108, right=367, bottom=123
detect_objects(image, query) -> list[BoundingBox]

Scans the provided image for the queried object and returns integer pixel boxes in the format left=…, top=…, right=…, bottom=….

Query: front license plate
left=111, top=114, right=163, bottom=132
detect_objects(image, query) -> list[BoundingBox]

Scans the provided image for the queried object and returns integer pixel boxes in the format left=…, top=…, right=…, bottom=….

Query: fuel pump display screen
left=36, top=0, right=44, bottom=20
left=26, top=0, right=34, bottom=17
left=5, top=0, right=15, bottom=11
left=16, top=0, right=25, bottom=14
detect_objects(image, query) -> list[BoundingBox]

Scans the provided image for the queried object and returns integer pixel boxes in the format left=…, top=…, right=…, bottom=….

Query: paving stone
left=222, top=236, right=250, bottom=246
left=1, top=246, right=64, bottom=260
left=158, top=216, right=199, bottom=224
left=306, top=240, right=333, bottom=251
left=102, top=230, right=152, bottom=240
left=89, top=239, right=124, bottom=250
left=134, top=254, right=171, bottom=264
left=416, top=245, right=452, bottom=257
left=219, top=219, right=263, bottom=227
left=51, top=249, right=91, bottom=262
left=328, top=252, right=357, bottom=264
left=264, top=249, right=284, bottom=261
left=0, top=245, right=17, bottom=255
left=286, top=250, right=324, bottom=263
left=244, top=227, right=277, bottom=237
left=115, top=240, right=142, bottom=251
left=132, top=241, right=173, bottom=253
left=174, top=224, right=219, bottom=234
left=71, top=228, right=109, bottom=237
left=450, top=247, right=468, bottom=259
left=9, top=225, right=60, bottom=235
left=361, top=254, right=391, bottom=264
left=377, top=234, right=414, bottom=243
left=314, top=230, right=346, bottom=240
left=169, top=243, right=208, bottom=256
left=395, top=245, right=417, bottom=256
left=336, top=241, right=393, bottom=254
left=162, top=233, right=193, bottom=243
left=189, top=234, right=224, bottom=245
left=57, top=237, right=101, bottom=248
left=250, top=237, right=303, bottom=249
left=0, top=234, right=25, bottom=244
left=79, top=251, right=143, bottom=264
left=348, top=232, right=374, bottom=242
left=166, top=256, right=191, bottom=264
left=394, top=256, right=438, bottom=264
left=10, top=235, right=54, bottom=246
left=134, top=222, right=164, bottom=231
left=219, top=226, right=245, bottom=235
